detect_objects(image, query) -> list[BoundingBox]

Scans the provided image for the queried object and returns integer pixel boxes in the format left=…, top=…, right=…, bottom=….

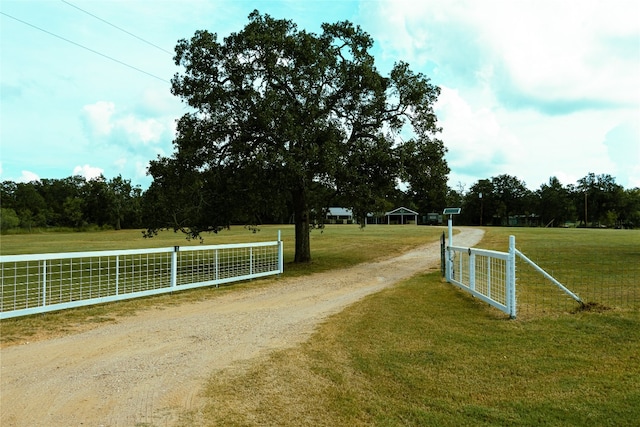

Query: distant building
left=327, top=206, right=420, bottom=225
left=326, top=207, right=354, bottom=224
left=382, top=207, right=419, bottom=225
left=424, top=212, right=444, bottom=225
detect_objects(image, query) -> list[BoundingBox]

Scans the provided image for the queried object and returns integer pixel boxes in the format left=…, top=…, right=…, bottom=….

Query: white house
left=326, top=207, right=354, bottom=224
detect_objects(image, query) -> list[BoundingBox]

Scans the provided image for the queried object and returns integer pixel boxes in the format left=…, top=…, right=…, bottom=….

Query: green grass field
left=0, top=224, right=446, bottom=270
left=189, top=274, right=639, bottom=427
left=179, top=227, right=640, bottom=426
left=482, top=227, right=640, bottom=317
left=1, top=226, right=639, bottom=426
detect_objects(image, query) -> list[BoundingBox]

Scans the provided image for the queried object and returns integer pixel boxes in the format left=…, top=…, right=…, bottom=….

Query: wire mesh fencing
left=0, top=240, right=283, bottom=319
left=514, top=240, right=640, bottom=319
left=446, top=242, right=515, bottom=317
left=445, top=230, right=639, bottom=320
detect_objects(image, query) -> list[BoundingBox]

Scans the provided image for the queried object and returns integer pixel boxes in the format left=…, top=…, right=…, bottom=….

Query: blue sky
left=1, top=0, right=638, bottom=191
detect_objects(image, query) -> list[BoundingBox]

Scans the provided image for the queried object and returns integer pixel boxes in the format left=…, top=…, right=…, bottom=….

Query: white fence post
left=42, top=260, right=47, bottom=308
left=171, top=246, right=178, bottom=289
left=115, top=255, right=120, bottom=295
left=446, top=217, right=453, bottom=281
left=249, top=247, right=254, bottom=276
left=469, top=251, right=476, bottom=291
left=508, top=235, right=517, bottom=318
left=278, top=230, right=284, bottom=274
left=487, top=256, right=492, bottom=299
left=215, top=249, right=219, bottom=287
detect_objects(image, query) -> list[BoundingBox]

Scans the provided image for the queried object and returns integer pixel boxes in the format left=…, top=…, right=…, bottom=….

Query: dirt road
left=0, top=228, right=483, bottom=426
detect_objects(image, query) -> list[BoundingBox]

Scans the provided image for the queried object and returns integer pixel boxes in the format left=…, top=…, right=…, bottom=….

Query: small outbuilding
left=326, top=206, right=419, bottom=225
left=383, top=207, right=419, bottom=225
left=326, top=207, right=354, bottom=224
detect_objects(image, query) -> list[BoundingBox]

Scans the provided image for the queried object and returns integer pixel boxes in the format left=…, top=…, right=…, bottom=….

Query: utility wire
left=0, top=11, right=171, bottom=83
left=61, top=0, right=173, bottom=56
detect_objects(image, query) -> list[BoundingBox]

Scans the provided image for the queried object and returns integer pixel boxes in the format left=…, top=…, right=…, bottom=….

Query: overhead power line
left=61, top=0, right=173, bottom=55
left=0, top=11, right=171, bottom=83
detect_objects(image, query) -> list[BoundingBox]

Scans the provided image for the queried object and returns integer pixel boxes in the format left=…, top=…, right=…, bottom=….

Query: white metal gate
left=445, top=235, right=583, bottom=318
left=446, top=236, right=517, bottom=317
left=0, top=237, right=284, bottom=319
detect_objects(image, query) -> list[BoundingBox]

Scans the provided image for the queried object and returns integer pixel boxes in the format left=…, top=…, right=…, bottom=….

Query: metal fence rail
left=0, top=239, right=283, bottom=319
left=444, top=234, right=591, bottom=319
left=446, top=236, right=516, bottom=317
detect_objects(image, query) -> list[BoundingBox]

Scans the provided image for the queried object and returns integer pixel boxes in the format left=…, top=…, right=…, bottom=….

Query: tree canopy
left=0, top=175, right=142, bottom=231
left=145, top=11, right=448, bottom=262
left=456, top=173, right=639, bottom=228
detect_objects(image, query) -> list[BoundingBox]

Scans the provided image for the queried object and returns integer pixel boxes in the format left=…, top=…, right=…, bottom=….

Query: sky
left=1, top=0, right=639, bottom=192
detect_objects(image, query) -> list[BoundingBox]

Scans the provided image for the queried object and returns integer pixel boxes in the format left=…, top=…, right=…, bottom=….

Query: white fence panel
left=0, top=237, right=283, bottom=319
left=445, top=234, right=583, bottom=319
left=446, top=235, right=516, bottom=318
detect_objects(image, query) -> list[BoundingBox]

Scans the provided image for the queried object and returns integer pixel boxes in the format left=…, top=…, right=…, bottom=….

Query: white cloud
left=82, top=101, right=168, bottom=145
left=435, top=87, right=520, bottom=179
left=114, top=157, right=128, bottom=170
left=371, top=0, right=640, bottom=110
left=498, top=108, right=622, bottom=188
left=16, top=170, right=41, bottom=183
left=139, top=88, right=179, bottom=116
left=554, top=171, right=580, bottom=188
left=480, top=1, right=639, bottom=106
left=82, top=101, right=115, bottom=135
left=113, top=157, right=149, bottom=181
left=604, top=119, right=640, bottom=188
left=73, top=164, right=104, bottom=181
left=119, top=115, right=165, bottom=144
left=75, top=100, right=176, bottom=188
left=134, top=161, right=150, bottom=180
left=368, top=0, right=639, bottom=190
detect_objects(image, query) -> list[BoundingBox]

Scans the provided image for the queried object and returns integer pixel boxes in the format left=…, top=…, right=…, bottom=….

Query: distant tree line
left=1, top=171, right=638, bottom=234
left=446, top=173, right=640, bottom=228
left=1, top=175, right=144, bottom=232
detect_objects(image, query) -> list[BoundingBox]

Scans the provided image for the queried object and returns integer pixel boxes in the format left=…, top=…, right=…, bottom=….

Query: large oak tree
left=145, top=11, right=448, bottom=262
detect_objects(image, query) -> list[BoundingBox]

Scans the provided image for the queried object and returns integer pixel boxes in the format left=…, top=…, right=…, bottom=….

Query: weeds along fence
left=0, top=238, right=284, bottom=319
left=444, top=232, right=640, bottom=319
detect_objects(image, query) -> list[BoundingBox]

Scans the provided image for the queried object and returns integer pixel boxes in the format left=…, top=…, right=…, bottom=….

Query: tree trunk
left=292, top=186, right=311, bottom=263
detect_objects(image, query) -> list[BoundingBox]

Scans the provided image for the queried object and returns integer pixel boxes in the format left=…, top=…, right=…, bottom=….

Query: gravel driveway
left=0, top=228, right=483, bottom=426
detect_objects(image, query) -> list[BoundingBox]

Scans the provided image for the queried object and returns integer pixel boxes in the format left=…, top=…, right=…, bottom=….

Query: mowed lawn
left=1, top=226, right=639, bottom=426
left=0, top=224, right=446, bottom=343
left=0, top=224, right=446, bottom=268
left=178, top=227, right=640, bottom=426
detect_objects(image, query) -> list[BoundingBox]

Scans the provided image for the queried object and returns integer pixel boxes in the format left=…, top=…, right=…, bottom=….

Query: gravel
left=0, top=228, right=483, bottom=426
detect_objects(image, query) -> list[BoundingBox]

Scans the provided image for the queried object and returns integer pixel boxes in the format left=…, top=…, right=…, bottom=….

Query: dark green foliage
left=145, top=11, right=447, bottom=262
left=459, top=173, right=639, bottom=228
left=0, top=175, right=143, bottom=232
left=537, top=176, right=575, bottom=227
left=0, top=208, right=20, bottom=231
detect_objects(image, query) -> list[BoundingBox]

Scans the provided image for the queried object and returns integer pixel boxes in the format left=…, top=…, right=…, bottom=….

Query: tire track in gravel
left=0, top=228, right=484, bottom=426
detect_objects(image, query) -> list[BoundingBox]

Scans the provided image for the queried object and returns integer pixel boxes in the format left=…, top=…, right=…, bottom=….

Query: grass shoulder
left=186, top=272, right=640, bottom=426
